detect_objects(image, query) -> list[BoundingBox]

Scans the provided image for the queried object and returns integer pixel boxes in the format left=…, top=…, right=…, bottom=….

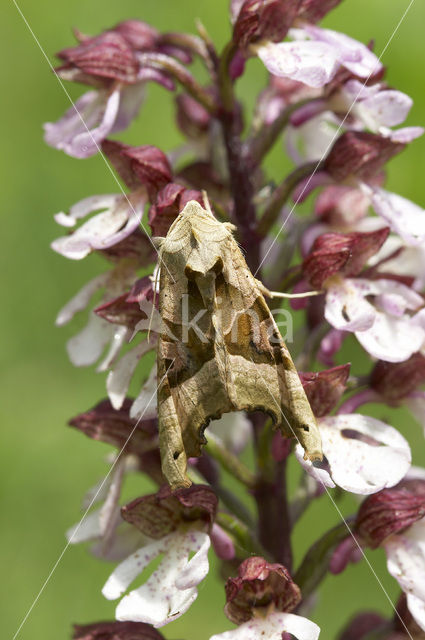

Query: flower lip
left=224, top=556, right=301, bottom=625
left=121, top=484, right=218, bottom=539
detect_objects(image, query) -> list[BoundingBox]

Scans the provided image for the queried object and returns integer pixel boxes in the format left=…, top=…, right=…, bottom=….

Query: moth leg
left=255, top=279, right=323, bottom=299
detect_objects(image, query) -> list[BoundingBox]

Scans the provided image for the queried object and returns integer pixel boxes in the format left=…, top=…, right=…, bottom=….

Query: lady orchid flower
left=355, top=471, right=425, bottom=632
left=294, top=365, right=412, bottom=494
left=102, top=485, right=216, bottom=627
left=44, top=25, right=178, bottom=158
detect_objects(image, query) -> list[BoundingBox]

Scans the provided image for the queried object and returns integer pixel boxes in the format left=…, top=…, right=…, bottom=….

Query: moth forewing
left=156, top=200, right=323, bottom=490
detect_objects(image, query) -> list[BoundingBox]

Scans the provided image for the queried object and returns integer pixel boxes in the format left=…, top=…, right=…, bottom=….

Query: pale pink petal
left=107, top=341, right=156, bottom=410
left=372, top=279, right=424, bottom=313
left=210, top=523, right=235, bottom=561
left=390, top=126, right=424, bottom=143
left=304, top=25, right=382, bottom=78
left=360, top=90, right=413, bottom=128
left=98, top=457, right=126, bottom=540
left=324, top=278, right=377, bottom=332
left=208, top=412, right=251, bottom=454
left=97, top=326, right=130, bottom=373
left=210, top=611, right=320, bottom=640
left=130, top=365, right=158, bottom=420
left=174, top=532, right=210, bottom=589
left=371, top=189, right=425, bottom=245
left=294, top=446, right=335, bottom=488
left=318, top=414, right=411, bottom=494
left=355, top=312, right=424, bottom=363
left=103, top=530, right=210, bottom=627
left=67, top=313, right=116, bottom=367
left=385, top=519, right=425, bottom=623
left=54, top=194, right=121, bottom=227
left=405, top=392, right=425, bottom=434
left=111, top=84, right=146, bottom=133
left=286, top=112, right=340, bottom=163
left=407, top=594, right=425, bottom=631
left=102, top=536, right=165, bottom=600
left=257, top=41, right=339, bottom=88
left=66, top=510, right=102, bottom=544
left=230, top=0, right=245, bottom=23
left=44, top=89, right=120, bottom=159
left=56, top=273, right=109, bottom=326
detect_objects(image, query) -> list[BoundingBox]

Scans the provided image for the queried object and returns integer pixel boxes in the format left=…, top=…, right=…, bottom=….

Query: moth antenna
left=269, top=289, right=323, bottom=299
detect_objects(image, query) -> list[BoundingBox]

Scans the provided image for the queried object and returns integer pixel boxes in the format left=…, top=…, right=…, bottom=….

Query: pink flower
left=356, top=473, right=425, bottom=632
left=102, top=486, right=216, bottom=627
left=44, top=30, right=174, bottom=158
left=296, top=413, right=411, bottom=494
left=256, top=25, right=382, bottom=89
left=51, top=191, right=148, bottom=260
left=324, top=275, right=424, bottom=362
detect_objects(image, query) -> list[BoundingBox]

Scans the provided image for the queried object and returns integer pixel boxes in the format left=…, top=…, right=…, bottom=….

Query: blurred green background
left=2, top=1, right=425, bottom=639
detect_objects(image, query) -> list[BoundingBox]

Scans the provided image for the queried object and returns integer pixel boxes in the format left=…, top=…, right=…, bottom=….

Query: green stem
left=294, top=519, right=355, bottom=600
left=138, top=52, right=216, bottom=113
left=258, top=161, right=322, bottom=237
left=205, top=432, right=257, bottom=490
left=217, top=512, right=270, bottom=559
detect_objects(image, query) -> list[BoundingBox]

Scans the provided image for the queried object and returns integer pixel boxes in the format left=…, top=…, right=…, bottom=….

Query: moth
left=154, top=200, right=322, bottom=490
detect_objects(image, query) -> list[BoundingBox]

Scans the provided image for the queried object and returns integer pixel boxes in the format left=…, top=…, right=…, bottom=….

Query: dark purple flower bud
left=149, top=182, right=203, bottom=236
left=338, top=612, right=389, bottom=640
left=112, top=20, right=160, bottom=51
left=370, top=354, right=425, bottom=404
left=69, top=398, right=157, bottom=455
left=233, top=0, right=300, bottom=50
left=355, top=488, right=425, bottom=549
left=73, top=621, right=165, bottom=640
left=297, top=0, right=343, bottom=23
left=102, top=140, right=172, bottom=198
left=95, top=276, right=155, bottom=329
left=299, top=364, right=351, bottom=417
left=302, top=227, right=390, bottom=288
left=324, top=132, right=405, bottom=183
left=121, top=484, right=218, bottom=538
left=224, top=556, right=301, bottom=624
left=176, top=93, right=211, bottom=139
left=57, top=32, right=140, bottom=84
